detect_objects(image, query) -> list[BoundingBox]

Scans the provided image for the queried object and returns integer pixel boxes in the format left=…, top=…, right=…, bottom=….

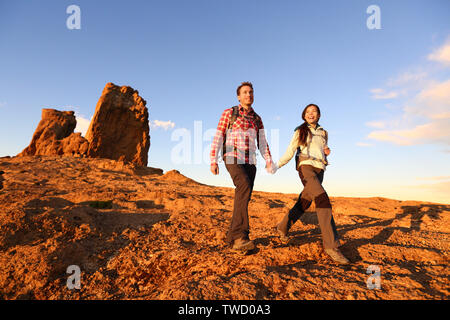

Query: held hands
left=324, top=147, right=331, bottom=156
left=265, top=159, right=278, bottom=174
left=270, top=162, right=278, bottom=174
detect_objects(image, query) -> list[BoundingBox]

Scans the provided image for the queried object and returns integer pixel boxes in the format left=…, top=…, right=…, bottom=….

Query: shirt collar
left=239, top=104, right=254, bottom=115
left=308, top=123, right=322, bottom=130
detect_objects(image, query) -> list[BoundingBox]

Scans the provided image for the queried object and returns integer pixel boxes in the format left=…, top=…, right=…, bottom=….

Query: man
left=210, top=82, right=274, bottom=252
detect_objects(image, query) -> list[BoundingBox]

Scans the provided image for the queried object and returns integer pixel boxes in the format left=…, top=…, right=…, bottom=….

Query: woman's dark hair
left=298, top=104, right=321, bottom=146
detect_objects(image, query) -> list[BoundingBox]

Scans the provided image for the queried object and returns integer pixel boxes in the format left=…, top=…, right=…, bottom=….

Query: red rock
left=18, top=109, right=89, bottom=157
left=85, top=83, right=150, bottom=166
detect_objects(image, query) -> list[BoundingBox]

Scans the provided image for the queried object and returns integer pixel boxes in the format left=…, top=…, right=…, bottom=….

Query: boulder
left=85, top=83, right=150, bottom=166
left=18, top=109, right=89, bottom=157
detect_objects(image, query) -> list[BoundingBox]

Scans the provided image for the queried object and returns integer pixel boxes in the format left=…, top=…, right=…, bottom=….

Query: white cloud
left=74, top=114, right=176, bottom=136
left=74, top=113, right=91, bottom=137
left=366, top=38, right=450, bottom=148
left=356, top=142, right=373, bottom=147
left=412, top=79, right=450, bottom=119
left=368, top=119, right=450, bottom=146
left=365, top=121, right=386, bottom=129
left=428, top=41, right=450, bottom=66
left=385, top=71, right=428, bottom=87
left=416, top=176, right=450, bottom=181
left=370, top=70, right=429, bottom=100
left=369, top=80, right=450, bottom=146
left=369, top=88, right=399, bottom=100
left=150, top=119, right=175, bottom=131
left=0, top=102, right=6, bottom=108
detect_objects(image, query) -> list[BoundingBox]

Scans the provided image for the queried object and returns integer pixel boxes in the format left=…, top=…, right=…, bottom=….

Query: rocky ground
left=0, top=155, right=448, bottom=300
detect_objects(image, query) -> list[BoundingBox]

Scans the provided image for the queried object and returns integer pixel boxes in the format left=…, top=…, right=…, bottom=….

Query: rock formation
left=18, top=83, right=151, bottom=166
left=85, top=83, right=150, bottom=166
left=18, top=109, right=89, bottom=157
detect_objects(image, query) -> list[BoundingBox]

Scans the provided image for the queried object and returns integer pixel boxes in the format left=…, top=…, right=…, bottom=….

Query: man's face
left=237, top=85, right=254, bottom=106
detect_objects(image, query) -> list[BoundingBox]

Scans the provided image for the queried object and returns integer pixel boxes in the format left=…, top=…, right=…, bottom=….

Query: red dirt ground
left=0, top=155, right=448, bottom=299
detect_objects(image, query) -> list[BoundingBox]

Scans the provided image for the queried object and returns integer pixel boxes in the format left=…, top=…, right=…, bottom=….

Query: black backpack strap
left=227, top=105, right=239, bottom=129
left=222, top=106, right=240, bottom=159
left=294, top=125, right=302, bottom=170
left=294, top=125, right=302, bottom=153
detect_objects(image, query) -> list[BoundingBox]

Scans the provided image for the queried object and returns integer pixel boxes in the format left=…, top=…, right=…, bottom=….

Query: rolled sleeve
left=210, top=108, right=231, bottom=165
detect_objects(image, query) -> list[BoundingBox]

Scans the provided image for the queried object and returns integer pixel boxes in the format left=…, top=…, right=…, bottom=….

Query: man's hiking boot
left=324, top=248, right=350, bottom=265
left=231, top=238, right=255, bottom=252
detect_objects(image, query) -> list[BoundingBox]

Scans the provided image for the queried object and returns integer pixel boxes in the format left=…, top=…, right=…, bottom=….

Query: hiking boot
left=275, top=226, right=290, bottom=243
left=231, top=238, right=255, bottom=252
left=276, top=212, right=293, bottom=240
left=324, top=248, right=350, bottom=265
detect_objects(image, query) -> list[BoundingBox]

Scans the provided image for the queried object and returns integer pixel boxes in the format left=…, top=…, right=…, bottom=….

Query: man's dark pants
left=224, top=159, right=257, bottom=245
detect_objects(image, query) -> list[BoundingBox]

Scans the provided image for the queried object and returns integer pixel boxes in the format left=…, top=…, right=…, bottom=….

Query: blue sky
left=1, top=0, right=449, bottom=203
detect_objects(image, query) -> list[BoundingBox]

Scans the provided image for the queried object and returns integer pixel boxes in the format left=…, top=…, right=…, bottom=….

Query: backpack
left=221, top=106, right=262, bottom=160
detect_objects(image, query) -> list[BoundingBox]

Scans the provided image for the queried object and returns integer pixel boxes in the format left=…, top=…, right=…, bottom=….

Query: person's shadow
left=254, top=203, right=449, bottom=298
left=335, top=204, right=448, bottom=262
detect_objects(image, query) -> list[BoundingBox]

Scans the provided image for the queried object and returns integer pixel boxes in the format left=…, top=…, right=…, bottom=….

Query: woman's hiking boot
left=275, top=212, right=293, bottom=242
left=324, top=248, right=350, bottom=265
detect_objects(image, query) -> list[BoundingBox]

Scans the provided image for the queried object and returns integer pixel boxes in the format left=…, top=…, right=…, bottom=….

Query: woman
left=272, top=104, right=350, bottom=264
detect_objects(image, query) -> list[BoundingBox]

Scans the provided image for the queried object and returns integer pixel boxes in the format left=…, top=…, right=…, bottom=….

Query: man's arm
left=256, top=116, right=273, bottom=169
left=210, top=108, right=231, bottom=174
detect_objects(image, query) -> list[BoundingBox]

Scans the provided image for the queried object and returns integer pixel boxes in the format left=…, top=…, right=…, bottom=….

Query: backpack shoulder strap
left=294, top=125, right=302, bottom=170
left=227, top=106, right=239, bottom=129
left=294, top=125, right=302, bottom=151
left=254, top=112, right=263, bottom=129
left=222, top=106, right=239, bottom=158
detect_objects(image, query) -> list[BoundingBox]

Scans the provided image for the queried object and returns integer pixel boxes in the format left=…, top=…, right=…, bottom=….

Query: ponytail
left=297, top=122, right=310, bottom=147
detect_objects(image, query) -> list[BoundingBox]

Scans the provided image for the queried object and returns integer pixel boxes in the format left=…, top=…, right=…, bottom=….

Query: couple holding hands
left=210, top=82, right=349, bottom=265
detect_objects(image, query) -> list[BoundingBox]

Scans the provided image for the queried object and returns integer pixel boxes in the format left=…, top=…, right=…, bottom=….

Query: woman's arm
left=323, top=130, right=330, bottom=156
left=277, top=130, right=300, bottom=169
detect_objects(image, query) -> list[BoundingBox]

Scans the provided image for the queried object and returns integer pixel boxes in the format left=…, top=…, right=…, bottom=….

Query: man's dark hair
left=236, top=82, right=253, bottom=96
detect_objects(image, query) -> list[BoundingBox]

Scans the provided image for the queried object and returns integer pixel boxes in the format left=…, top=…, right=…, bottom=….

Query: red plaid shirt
left=210, top=105, right=272, bottom=165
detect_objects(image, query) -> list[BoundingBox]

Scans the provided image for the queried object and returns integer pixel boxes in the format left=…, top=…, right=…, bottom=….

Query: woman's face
left=304, top=106, right=320, bottom=125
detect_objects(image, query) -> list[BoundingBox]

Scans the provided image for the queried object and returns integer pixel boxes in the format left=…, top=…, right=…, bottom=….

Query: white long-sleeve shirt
left=277, top=124, right=328, bottom=170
